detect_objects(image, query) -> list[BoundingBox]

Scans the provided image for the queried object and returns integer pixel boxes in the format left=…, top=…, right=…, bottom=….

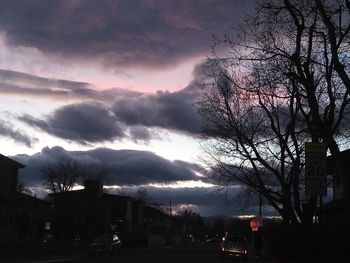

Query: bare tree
left=17, top=180, right=35, bottom=196
left=116, top=186, right=128, bottom=196
left=40, top=159, right=82, bottom=193
left=199, top=65, right=308, bottom=224
left=134, top=188, right=152, bottom=204
left=176, top=209, right=205, bottom=235
left=197, top=0, right=350, bottom=225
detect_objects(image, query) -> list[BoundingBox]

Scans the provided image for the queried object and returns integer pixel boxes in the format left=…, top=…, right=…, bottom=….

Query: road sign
left=250, top=217, right=263, bottom=231
left=305, top=142, right=327, bottom=196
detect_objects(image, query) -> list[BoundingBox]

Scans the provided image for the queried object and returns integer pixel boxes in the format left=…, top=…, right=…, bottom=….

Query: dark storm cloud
left=17, top=82, right=204, bottom=142
left=0, top=69, right=89, bottom=97
left=0, top=69, right=92, bottom=90
left=13, top=146, right=200, bottom=187
left=1, top=67, right=205, bottom=142
left=0, top=0, right=255, bottom=68
left=128, top=126, right=152, bottom=142
left=107, top=185, right=275, bottom=217
left=13, top=146, right=274, bottom=217
left=0, top=120, right=35, bottom=146
left=112, top=84, right=204, bottom=134
left=147, top=186, right=278, bottom=216
left=19, top=102, right=124, bottom=144
left=0, top=82, right=70, bottom=97
left=146, top=187, right=226, bottom=207
left=0, top=69, right=141, bottom=101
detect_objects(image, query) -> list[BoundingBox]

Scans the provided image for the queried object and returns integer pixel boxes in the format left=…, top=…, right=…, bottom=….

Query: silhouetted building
left=0, top=154, right=50, bottom=249
left=0, top=154, right=24, bottom=195
left=49, top=180, right=172, bottom=246
left=316, top=149, right=350, bottom=256
left=325, top=149, right=350, bottom=215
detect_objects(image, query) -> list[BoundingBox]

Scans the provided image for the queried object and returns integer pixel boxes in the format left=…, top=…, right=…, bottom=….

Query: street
left=2, top=244, right=280, bottom=263
left=80, top=246, right=223, bottom=263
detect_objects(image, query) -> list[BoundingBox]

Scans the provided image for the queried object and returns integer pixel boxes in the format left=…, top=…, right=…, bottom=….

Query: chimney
left=84, top=179, right=103, bottom=197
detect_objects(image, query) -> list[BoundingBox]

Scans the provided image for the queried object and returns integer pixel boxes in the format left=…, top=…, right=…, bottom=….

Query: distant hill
left=202, top=214, right=235, bottom=226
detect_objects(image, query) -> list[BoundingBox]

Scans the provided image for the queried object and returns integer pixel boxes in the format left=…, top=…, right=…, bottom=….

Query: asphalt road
left=2, top=244, right=281, bottom=263
left=81, top=246, right=222, bottom=263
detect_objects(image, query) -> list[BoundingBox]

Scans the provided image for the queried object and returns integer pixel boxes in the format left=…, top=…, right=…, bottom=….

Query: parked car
left=184, top=234, right=196, bottom=246
left=205, top=234, right=220, bottom=243
left=89, top=233, right=121, bottom=256
left=221, top=233, right=248, bottom=259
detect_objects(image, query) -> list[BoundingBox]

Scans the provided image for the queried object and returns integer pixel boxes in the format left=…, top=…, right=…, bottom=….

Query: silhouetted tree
left=177, top=209, right=205, bottom=236
left=116, top=186, right=128, bottom=196
left=197, top=0, right=350, bottom=225
left=40, top=159, right=82, bottom=193
left=17, top=180, right=34, bottom=196
left=212, top=217, right=226, bottom=236
left=134, top=188, right=152, bottom=204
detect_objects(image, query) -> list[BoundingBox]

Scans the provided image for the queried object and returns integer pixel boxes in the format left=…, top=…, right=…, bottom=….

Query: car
left=89, top=233, right=121, bottom=256
left=221, top=233, right=248, bottom=259
left=184, top=234, right=196, bottom=246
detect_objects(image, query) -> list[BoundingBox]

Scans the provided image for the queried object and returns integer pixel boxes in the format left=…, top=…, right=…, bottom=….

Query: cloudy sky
left=0, top=0, right=269, bottom=217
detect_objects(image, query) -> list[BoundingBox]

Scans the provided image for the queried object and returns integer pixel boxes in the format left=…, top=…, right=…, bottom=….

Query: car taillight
left=244, top=249, right=248, bottom=254
left=222, top=247, right=225, bottom=251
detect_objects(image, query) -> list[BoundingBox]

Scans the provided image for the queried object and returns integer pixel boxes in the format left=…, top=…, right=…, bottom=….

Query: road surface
left=2, top=244, right=282, bottom=263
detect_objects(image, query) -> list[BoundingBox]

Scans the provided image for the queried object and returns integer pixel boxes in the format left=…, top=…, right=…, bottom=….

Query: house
left=325, top=149, right=350, bottom=215
left=49, top=179, right=173, bottom=246
left=0, top=154, right=50, bottom=248
left=0, top=153, right=25, bottom=195
left=327, top=149, right=350, bottom=201
left=317, top=149, right=350, bottom=253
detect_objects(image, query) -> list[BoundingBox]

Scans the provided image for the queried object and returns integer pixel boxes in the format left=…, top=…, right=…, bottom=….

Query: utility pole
left=259, top=189, right=262, bottom=217
left=259, top=183, right=262, bottom=218
left=169, top=201, right=174, bottom=246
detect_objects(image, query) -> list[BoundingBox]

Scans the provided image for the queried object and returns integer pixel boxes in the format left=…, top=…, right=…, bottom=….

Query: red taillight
left=244, top=249, right=248, bottom=254
left=222, top=247, right=225, bottom=251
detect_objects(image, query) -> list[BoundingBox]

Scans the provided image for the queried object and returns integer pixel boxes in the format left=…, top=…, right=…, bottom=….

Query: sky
left=0, top=0, right=273, bottom=217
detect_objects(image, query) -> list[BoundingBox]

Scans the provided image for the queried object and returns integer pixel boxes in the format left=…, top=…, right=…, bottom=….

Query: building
left=0, top=154, right=50, bottom=249
left=325, top=149, right=350, bottom=216
left=316, top=149, right=350, bottom=256
left=0, top=154, right=24, bottom=195
left=49, top=180, right=173, bottom=246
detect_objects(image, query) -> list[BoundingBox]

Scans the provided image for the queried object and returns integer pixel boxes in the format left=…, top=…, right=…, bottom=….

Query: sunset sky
left=0, top=0, right=272, bottom=217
